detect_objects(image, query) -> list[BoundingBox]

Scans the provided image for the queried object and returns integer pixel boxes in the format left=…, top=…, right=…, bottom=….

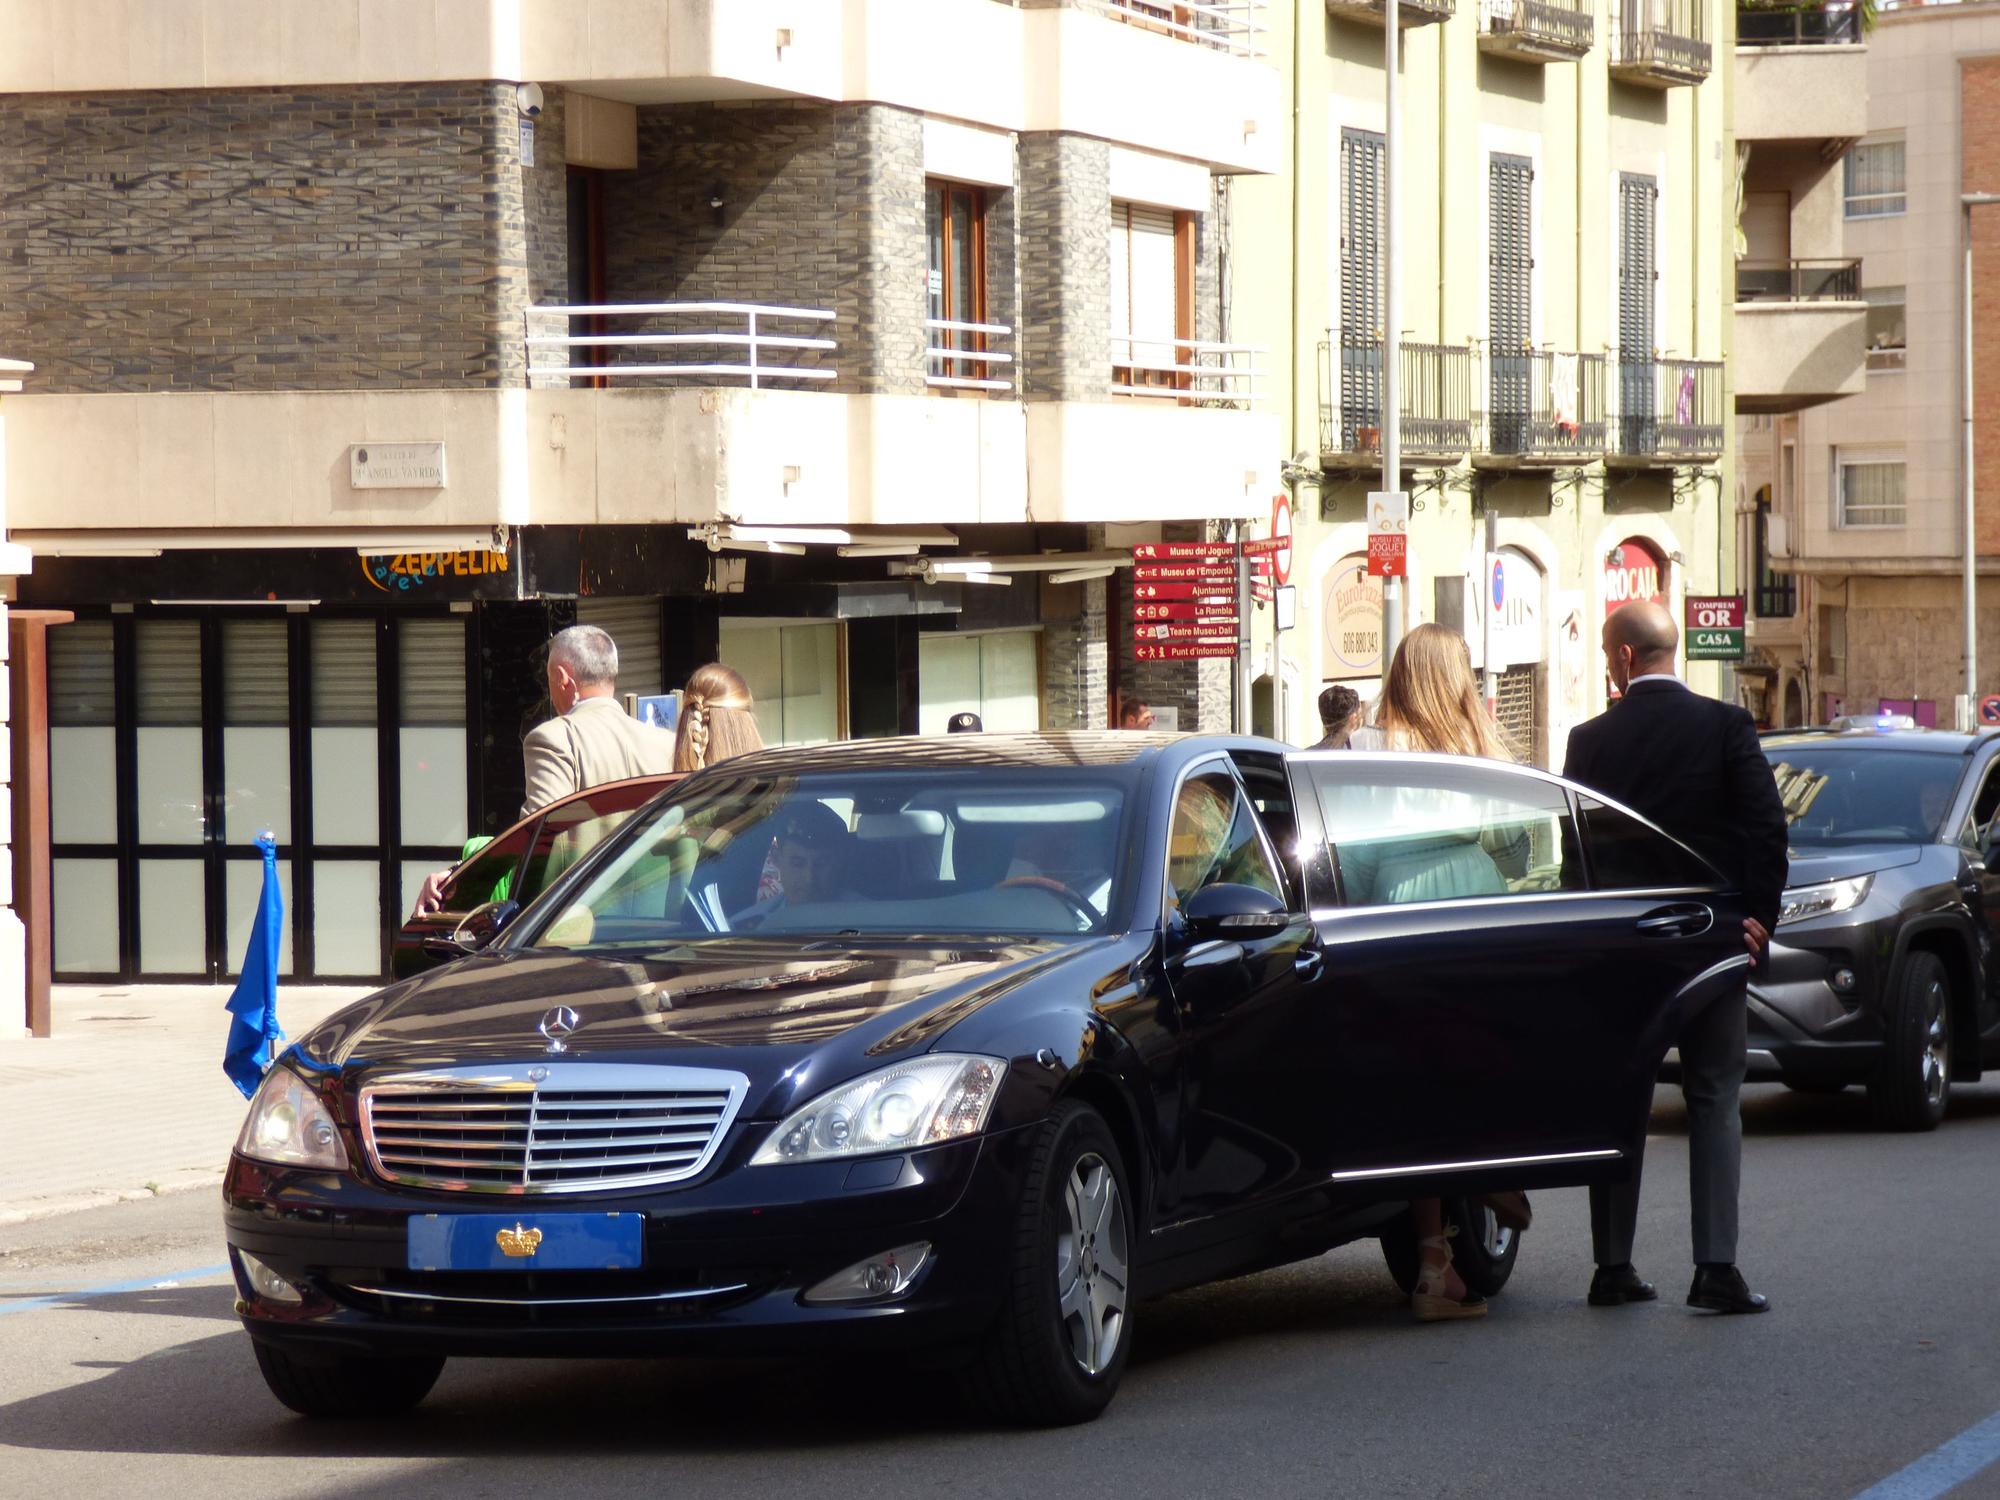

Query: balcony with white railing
left=0, top=357, right=29, bottom=394
left=523, top=303, right=838, bottom=389
left=927, top=320, right=1016, bottom=393
left=1078, top=0, right=1270, bottom=58
left=1109, top=336, right=1262, bottom=407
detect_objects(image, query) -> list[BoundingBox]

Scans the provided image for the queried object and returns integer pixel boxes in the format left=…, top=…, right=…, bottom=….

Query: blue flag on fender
left=224, top=834, right=285, bottom=1099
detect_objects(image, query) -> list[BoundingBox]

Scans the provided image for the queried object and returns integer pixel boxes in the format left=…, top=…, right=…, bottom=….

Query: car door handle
left=1295, top=945, right=1325, bottom=983
left=1636, top=903, right=1714, bottom=939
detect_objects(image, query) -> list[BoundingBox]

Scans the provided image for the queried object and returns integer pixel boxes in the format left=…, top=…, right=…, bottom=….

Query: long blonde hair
left=674, top=662, right=764, bottom=772
left=1372, top=622, right=1513, bottom=761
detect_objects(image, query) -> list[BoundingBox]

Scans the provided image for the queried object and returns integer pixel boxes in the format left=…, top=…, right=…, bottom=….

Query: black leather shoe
left=1588, top=1263, right=1658, bottom=1306
left=1687, top=1264, right=1769, bottom=1314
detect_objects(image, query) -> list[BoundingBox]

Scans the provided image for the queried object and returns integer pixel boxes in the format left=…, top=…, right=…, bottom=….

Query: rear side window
left=1576, top=796, right=1721, bottom=891
left=1309, top=760, right=1579, bottom=907
left=442, top=826, right=535, bottom=912
left=1166, top=770, right=1286, bottom=917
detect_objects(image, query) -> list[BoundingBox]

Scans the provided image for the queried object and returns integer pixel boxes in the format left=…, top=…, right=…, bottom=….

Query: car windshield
left=1763, top=746, right=1962, bottom=845
left=521, top=767, right=1133, bottom=950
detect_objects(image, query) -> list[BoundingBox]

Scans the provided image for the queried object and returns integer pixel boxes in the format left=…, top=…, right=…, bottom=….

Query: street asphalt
left=4, top=1081, right=2000, bottom=1499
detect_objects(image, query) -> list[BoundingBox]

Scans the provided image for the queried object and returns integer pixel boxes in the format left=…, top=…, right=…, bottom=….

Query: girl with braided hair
left=673, top=662, right=764, bottom=773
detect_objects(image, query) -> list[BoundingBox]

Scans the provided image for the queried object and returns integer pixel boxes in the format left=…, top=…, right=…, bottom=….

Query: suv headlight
left=234, top=1065, right=350, bottom=1171
left=1777, top=874, right=1872, bottom=927
left=750, top=1054, right=1006, bottom=1165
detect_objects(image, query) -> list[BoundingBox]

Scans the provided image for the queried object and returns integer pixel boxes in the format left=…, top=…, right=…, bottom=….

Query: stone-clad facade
left=1018, top=132, right=1111, bottom=404
left=0, top=83, right=528, bottom=393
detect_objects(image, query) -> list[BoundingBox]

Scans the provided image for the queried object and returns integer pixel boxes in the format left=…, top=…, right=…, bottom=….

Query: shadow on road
left=1644, top=1080, right=2000, bottom=1138
left=0, top=1284, right=237, bottom=1322
left=0, top=1257, right=1419, bottom=1461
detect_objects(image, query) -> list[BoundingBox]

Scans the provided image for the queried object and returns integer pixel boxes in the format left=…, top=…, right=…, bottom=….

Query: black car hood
left=1784, top=842, right=1924, bottom=884
left=295, top=937, right=1099, bottom=1118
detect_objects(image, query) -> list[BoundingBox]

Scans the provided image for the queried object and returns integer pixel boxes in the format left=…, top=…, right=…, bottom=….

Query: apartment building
left=0, top=0, right=1281, bottom=986
left=1731, top=0, right=1868, bottom=728
left=1747, top=1, right=2000, bottom=727
left=1234, top=0, right=1735, bottom=758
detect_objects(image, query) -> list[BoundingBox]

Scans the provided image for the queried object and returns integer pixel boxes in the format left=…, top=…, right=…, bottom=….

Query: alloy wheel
left=1478, top=1205, right=1514, bottom=1263
left=1922, top=977, right=1950, bottom=1110
left=1056, top=1152, right=1128, bottom=1376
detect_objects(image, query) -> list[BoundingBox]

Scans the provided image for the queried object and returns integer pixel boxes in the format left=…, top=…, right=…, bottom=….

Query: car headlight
left=1777, top=874, right=1872, bottom=927
left=234, top=1065, right=350, bottom=1171
left=750, top=1054, right=1006, bottom=1165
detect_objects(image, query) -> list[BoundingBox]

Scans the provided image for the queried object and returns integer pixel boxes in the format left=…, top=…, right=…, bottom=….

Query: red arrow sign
left=1136, top=622, right=1240, bottom=643
left=1134, top=602, right=1240, bottom=622
left=1238, top=537, right=1287, bottom=557
left=1132, top=541, right=1236, bottom=561
left=1134, top=582, right=1236, bottom=601
left=1133, top=562, right=1239, bottom=584
left=1135, top=642, right=1239, bottom=661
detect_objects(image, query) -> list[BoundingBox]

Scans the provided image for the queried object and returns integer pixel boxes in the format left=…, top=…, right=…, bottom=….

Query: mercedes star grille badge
left=538, top=1006, right=581, bottom=1054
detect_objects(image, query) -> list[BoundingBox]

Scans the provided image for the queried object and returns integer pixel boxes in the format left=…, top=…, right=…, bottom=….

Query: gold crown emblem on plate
left=495, top=1223, right=544, bottom=1258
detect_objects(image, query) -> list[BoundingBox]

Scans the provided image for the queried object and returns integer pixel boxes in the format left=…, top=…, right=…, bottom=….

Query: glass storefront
left=721, top=619, right=842, bottom=746
left=918, top=629, right=1041, bottom=733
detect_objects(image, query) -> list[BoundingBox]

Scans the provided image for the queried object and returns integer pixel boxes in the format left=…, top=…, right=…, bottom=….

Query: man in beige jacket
left=412, top=624, right=673, bottom=916
left=519, top=623, right=676, bottom=818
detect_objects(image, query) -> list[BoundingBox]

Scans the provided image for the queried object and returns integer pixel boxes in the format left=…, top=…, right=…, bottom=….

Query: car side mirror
left=423, top=899, right=521, bottom=961
left=1182, top=883, right=1289, bottom=943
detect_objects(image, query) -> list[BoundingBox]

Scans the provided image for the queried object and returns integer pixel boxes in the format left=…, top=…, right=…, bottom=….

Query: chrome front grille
left=359, top=1063, right=750, bottom=1195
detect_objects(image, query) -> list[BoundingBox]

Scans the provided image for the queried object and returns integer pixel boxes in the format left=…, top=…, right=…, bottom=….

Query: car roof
left=1760, top=727, right=2000, bottom=757
left=708, top=731, right=1186, bottom=778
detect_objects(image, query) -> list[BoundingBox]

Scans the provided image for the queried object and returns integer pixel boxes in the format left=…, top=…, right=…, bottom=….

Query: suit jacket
left=1562, top=678, right=1790, bottom=937
left=520, top=695, right=677, bottom=818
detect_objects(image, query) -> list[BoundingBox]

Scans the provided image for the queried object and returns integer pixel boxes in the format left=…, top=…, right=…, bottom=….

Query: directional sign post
left=1131, top=542, right=1241, bottom=665
left=1366, top=490, right=1409, bottom=579
left=1684, top=595, right=1747, bottom=662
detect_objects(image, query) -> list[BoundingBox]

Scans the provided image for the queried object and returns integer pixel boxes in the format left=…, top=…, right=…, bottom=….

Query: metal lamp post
left=1961, top=193, right=2000, bottom=728
left=1381, top=0, right=1403, bottom=667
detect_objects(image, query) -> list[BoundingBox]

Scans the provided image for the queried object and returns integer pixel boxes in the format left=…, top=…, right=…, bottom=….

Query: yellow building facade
left=1235, top=0, right=1738, bottom=762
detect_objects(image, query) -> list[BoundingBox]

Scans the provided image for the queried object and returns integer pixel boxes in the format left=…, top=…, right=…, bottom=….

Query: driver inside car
left=1003, top=823, right=1114, bottom=923
left=736, top=801, right=857, bottom=926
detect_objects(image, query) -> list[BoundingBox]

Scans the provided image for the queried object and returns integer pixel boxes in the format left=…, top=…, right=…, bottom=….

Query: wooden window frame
left=926, top=178, right=990, bottom=395
left=1111, top=202, right=1197, bottom=400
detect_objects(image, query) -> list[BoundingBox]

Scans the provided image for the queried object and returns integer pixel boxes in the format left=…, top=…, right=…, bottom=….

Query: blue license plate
left=407, top=1213, right=644, bottom=1272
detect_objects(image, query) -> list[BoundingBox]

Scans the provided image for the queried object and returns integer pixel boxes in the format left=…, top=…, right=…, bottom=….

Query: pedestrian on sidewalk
left=1312, top=684, right=1363, bottom=749
left=413, top=623, right=674, bottom=917
left=1119, top=698, right=1156, bottom=731
left=1345, top=622, right=1518, bottom=1323
left=1563, top=599, right=1789, bottom=1316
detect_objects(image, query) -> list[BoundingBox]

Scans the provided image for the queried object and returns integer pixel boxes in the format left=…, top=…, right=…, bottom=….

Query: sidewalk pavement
left=0, top=983, right=374, bottom=1225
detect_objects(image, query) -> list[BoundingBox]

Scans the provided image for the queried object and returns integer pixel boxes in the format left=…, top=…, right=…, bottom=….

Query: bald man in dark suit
left=1562, top=601, right=1790, bottom=1316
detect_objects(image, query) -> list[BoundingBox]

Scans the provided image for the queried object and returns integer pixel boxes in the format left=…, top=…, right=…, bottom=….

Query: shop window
left=311, top=618, right=379, bottom=846
left=926, top=179, right=991, bottom=389
left=139, top=859, right=207, bottom=974
left=720, top=619, right=842, bottom=746
left=222, top=619, right=291, bottom=846
left=52, top=859, right=118, bottom=974
left=1845, top=137, right=1905, bottom=219
left=48, top=620, right=116, bottom=845
left=1110, top=201, right=1193, bottom=394
left=397, top=619, right=468, bottom=849
left=575, top=597, right=664, bottom=699
left=224, top=856, right=294, bottom=977
left=312, top=861, right=383, bottom=977
left=919, top=631, right=1041, bottom=734
left=134, top=620, right=204, bottom=846
left=1836, top=453, right=1905, bottom=528
left=1864, top=286, right=1906, bottom=373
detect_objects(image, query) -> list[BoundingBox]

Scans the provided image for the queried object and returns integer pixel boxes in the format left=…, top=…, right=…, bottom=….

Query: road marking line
left=1854, top=1411, right=2000, bottom=1500
left=0, top=1262, right=231, bottom=1319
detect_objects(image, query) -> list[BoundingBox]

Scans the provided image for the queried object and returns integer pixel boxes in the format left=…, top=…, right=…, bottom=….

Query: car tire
left=959, top=1101, right=1132, bottom=1427
left=1380, top=1199, right=1520, bottom=1300
left=251, top=1341, right=444, bottom=1419
left=1868, top=951, right=1953, bottom=1132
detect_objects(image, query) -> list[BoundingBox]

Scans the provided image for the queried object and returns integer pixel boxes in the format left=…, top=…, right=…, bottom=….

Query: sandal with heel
left=1412, top=1228, right=1488, bottom=1323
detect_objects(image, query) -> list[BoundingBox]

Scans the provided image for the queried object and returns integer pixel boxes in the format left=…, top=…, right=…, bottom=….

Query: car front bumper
left=224, top=1123, right=1034, bottom=1362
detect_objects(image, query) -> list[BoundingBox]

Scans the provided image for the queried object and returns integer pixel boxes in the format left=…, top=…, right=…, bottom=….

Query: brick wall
left=1965, top=58, right=2000, bottom=554
left=601, top=102, right=927, bottom=395
left=0, top=85, right=524, bottom=393
left=1039, top=555, right=1111, bottom=729
left=1018, top=132, right=1112, bottom=402
left=523, top=86, right=571, bottom=309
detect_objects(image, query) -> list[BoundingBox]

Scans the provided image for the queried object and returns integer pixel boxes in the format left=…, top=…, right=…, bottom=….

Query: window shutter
left=1488, top=153, right=1534, bottom=448
left=311, top=619, right=378, bottom=726
left=223, top=620, right=290, bottom=726
left=1618, top=172, right=1658, bottom=451
left=1110, top=203, right=1132, bottom=340
left=397, top=619, right=466, bottom=728
left=49, top=620, right=115, bottom=727
left=135, top=620, right=202, bottom=726
left=575, top=597, right=665, bottom=699
left=1340, top=129, right=1386, bottom=448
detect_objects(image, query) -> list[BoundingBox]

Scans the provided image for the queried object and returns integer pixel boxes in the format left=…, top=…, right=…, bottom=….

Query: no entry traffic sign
left=1980, top=695, right=2000, bottom=726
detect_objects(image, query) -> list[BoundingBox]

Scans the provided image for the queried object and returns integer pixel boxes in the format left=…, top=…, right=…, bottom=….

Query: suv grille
left=359, top=1063, right=751, bottom=1195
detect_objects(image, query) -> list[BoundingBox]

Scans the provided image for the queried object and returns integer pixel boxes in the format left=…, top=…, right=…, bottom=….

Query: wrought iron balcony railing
left=1111, top=336, right=1262, bottom=407
left=1608, top=354, right=1724, bottom=461
left=926, top=319, right=1015, bottom=392
left=1479, top=0, right=1594, bottom=59
left=1081, top=0, right=1269, bottom=57
left=1611, top=0, right=1711, bottom=83
left=1737, top=2, right=1861, bottom=46
left=1477, top=347, right=1606, bottom=461
left=1735, top=258, right=1862, bottom=303
left=523, top=303, right=837, bottom=387
left=1316, top=332, right=1474, bottom=460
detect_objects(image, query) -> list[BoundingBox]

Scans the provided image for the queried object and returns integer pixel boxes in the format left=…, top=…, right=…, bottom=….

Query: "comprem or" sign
left=1685, top=594, right=1746, bottom=661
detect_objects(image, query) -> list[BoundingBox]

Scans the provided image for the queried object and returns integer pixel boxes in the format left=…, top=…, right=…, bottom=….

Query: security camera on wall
left=516, top=83, right=545, bottom=119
